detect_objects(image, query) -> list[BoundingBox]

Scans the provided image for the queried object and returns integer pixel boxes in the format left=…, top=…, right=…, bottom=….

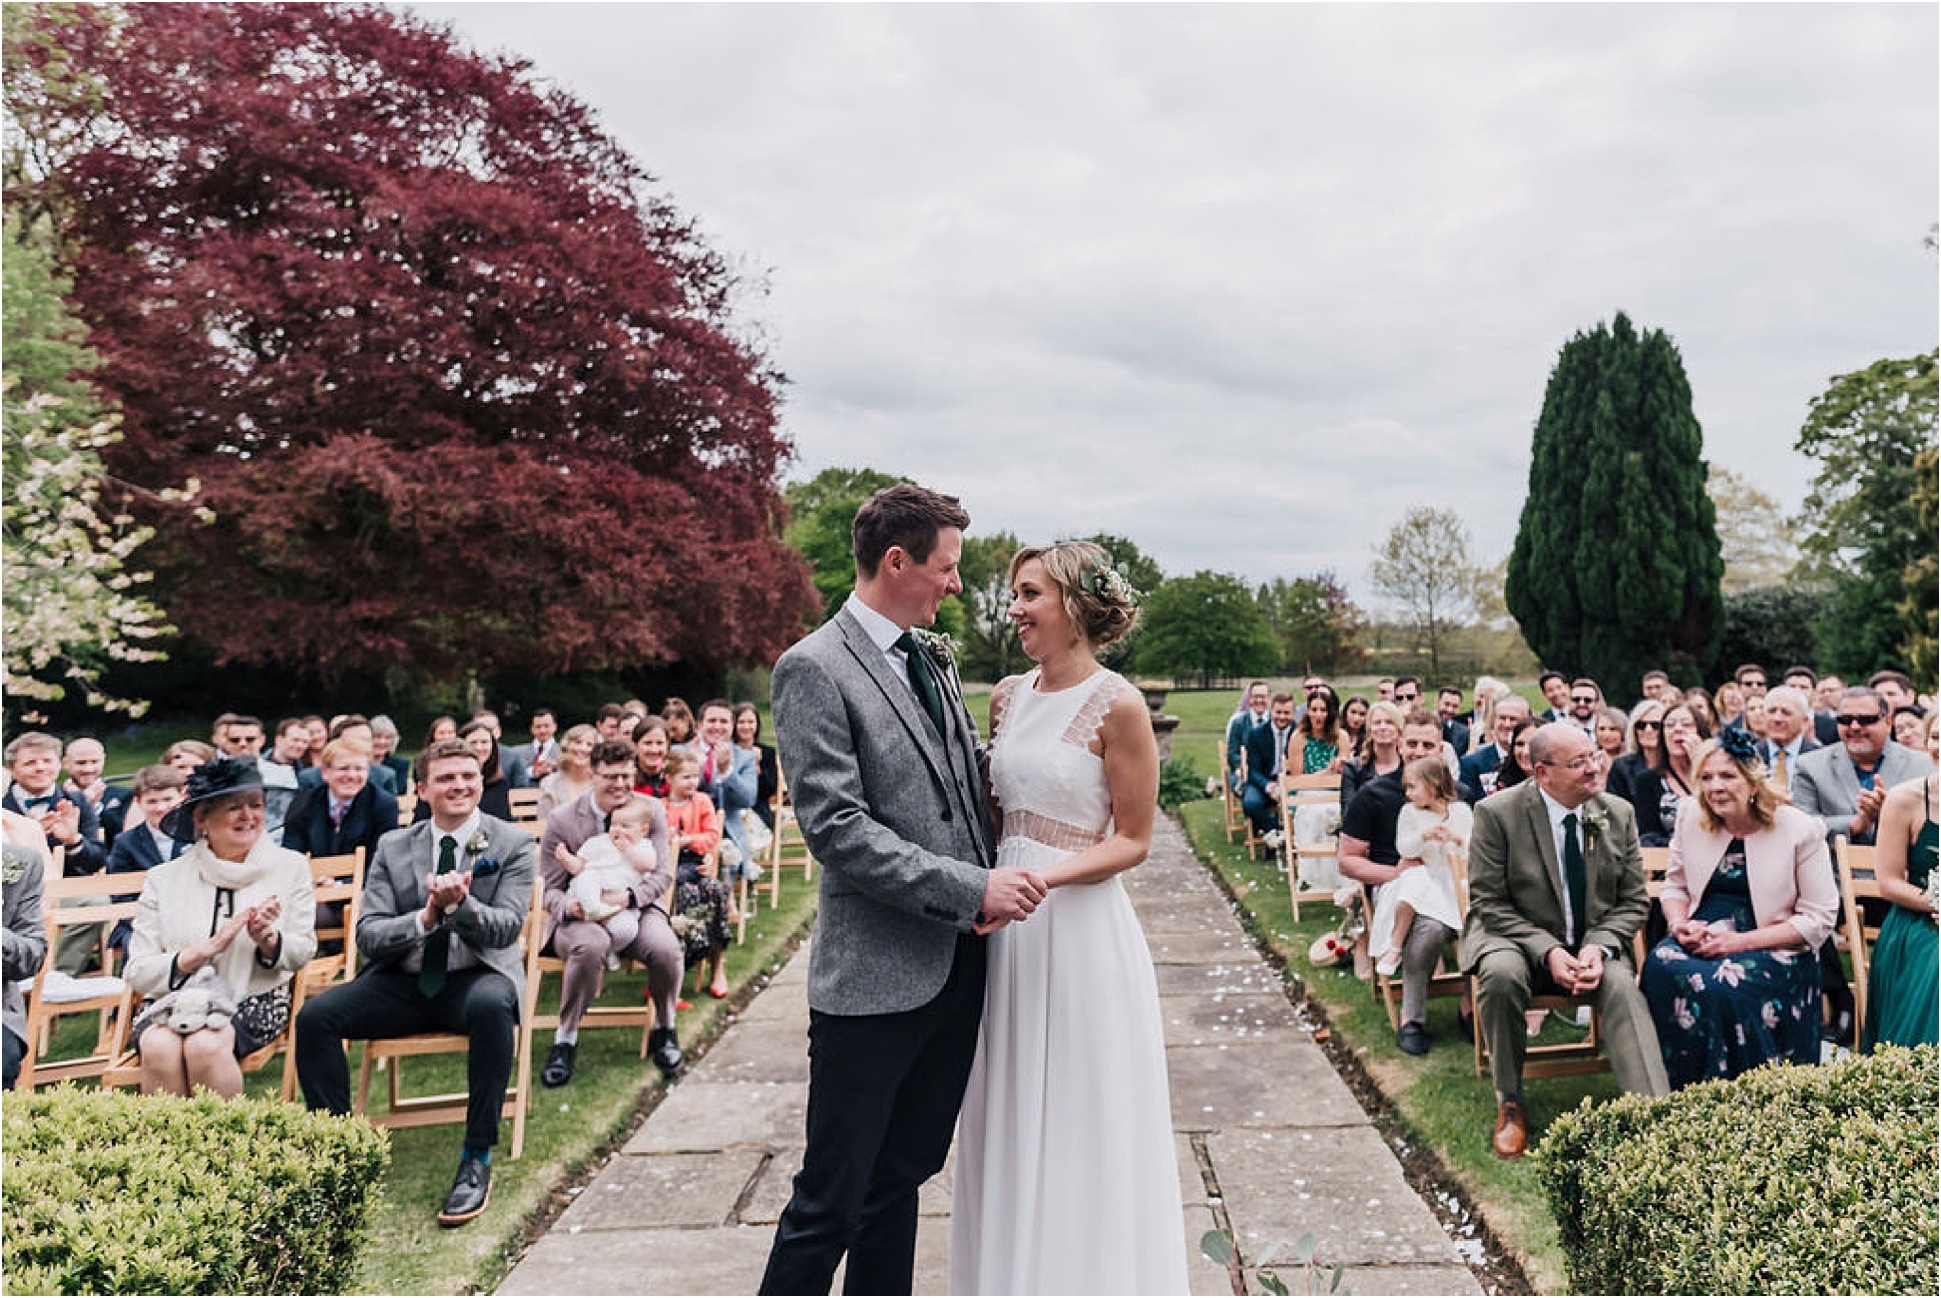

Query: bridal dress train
left=949, top=667, right=1189, bottom=1295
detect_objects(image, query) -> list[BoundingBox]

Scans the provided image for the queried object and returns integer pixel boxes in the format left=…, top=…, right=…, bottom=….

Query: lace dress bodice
left=989, top=668, right=1132, bottom=865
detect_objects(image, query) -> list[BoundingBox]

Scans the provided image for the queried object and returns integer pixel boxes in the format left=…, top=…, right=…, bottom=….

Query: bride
left=950, top=540, right=1188, bottom=1295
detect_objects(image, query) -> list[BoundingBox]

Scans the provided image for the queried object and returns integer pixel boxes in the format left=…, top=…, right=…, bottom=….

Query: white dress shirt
left=845, top=591, right=915, bottom=694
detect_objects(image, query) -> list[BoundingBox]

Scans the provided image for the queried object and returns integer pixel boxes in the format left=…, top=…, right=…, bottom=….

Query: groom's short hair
left=852, top=483, right=971, bottom=578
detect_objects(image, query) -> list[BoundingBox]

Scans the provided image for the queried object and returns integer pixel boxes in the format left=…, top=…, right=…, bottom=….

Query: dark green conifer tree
left=1506, top=313, right=1723, bottom=695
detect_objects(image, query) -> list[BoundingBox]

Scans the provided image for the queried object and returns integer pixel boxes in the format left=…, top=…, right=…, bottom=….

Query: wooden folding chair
left=763, top=767, right=814, bottom=912
left=1836, top=841, right=1883, bottom=1051
left=1469, top=862, right=1612, bottom=1083
left=16, top=867, right=146, bottom=1091
left=1220, top=738, right=1247, bottom=844
left=1280, top=772, right=1342, bottom=922
left=352, top=876, right=545, bottom=1159
left=531, top=883, right=676, bottom=1059
left=507, top=787, right=542, bottom=830
left=395, top=794, right=417, bottom=825
left=1635, top=847, right=1671, bottom=968
left=1371, top=850, right=1471, bottom=1032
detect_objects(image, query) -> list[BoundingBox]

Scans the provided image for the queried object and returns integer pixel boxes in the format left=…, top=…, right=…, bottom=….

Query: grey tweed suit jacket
left=1793, top=740, right=1935, bottom=844
left=773, top=607, right=996, bottom=1016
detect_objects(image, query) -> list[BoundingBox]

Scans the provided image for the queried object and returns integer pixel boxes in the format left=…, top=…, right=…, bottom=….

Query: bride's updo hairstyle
left=1009, top=540, right=1141, bottom=649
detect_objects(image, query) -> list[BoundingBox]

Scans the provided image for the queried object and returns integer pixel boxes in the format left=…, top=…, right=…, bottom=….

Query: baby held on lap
left=555, top=798, right=658, bottom=951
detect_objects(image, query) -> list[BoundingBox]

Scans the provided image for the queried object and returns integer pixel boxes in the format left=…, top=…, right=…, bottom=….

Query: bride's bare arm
left=1040, top=685, right=1159, bottom=889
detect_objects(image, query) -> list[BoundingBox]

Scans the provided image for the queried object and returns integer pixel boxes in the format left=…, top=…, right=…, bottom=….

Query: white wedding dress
left=950, top=667, right=1188, bottom=1295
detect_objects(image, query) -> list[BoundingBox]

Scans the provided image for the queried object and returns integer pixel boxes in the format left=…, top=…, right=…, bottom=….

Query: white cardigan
left=125, top=837, right=317, bottom=1002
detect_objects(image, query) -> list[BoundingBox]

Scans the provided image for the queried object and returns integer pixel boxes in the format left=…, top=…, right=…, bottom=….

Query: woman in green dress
left=1294, top=686, right=1344, bottom=776
left=1863, top=727, right=1939, bottom=1050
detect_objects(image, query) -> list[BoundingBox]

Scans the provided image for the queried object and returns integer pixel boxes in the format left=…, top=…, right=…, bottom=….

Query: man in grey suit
left=760, top=484, right=1048, bottom=1296
left=1459, top=724, right=1667, bottom=1159
left=3, top=842, right=48, bottom=1090
left=502, top=708, right=559, bottom=789
left=295, top=739, right=537, bottom=1228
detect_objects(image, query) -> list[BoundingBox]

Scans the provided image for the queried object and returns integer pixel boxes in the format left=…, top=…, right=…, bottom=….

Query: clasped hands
left=421, top=868, right=474, bottom=927
left=189, top=896, right=282, bottom=970
left=1670, top=917, right=1743, bottom=959
left=1545, top=942, right=1606, bottom=994
left=973, top=866, right=1049, bottom=935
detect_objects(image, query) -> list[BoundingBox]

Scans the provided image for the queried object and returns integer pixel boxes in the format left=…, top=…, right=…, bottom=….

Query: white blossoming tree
left=2, top=208, right=175, bottom=719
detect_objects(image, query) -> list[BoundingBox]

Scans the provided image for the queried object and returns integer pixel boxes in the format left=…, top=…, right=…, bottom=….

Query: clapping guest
left=1640, top=734, right=1837, bottom=1088
left=1793, top=687, right=1935, bottom=847
left=733, top=704, right=780, bottom=830
left=369, top=715, right=413, bottom=800
left=633, top=718, right=673, bottom=799
left=126, top=758, right=316, bottom=1099
left=5, top=732, right=106, bottom=975
left=1864, top=715, right=1940, bottom=1050
left=695, top=700, right=759, bottom=875
left=537, top=724, right=599, bottom=821
left=1592, top=707, right=1629, bottom=771
left=61, top=737, right=133, bottom=850
left=502, top=709, right=559, bottom=790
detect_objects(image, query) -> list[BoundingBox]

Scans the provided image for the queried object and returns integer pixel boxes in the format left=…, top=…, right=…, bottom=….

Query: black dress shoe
left=1822, top=1009, right=1854, bottom=1045
left=1458, top=1006, right=1476, bottom=1044
left=648, top=1027, right=682, bottom=1076
left=437, top=1158, right=490, bottom=1227
left=541, top=1042, right=576, bottom=1088
left=1397, top=1021, right=1430, bottom=1056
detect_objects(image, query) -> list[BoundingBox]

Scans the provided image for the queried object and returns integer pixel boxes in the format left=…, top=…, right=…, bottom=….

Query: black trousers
left=760, top=935, right=986, bottom=1296
left=294, top=967, right=518, bottom=1153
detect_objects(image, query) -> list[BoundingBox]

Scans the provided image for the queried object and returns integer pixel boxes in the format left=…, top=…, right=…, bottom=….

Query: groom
left=760, top=483, right=1047, bottom=1295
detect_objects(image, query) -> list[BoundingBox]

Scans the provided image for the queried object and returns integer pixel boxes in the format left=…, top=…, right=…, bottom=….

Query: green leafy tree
left=1370, top=507, right=1480, bottom=679
left=1077, top=533, right=1164, bottom=598
left=1899, top=445, right=1937, bottom=685
left=782, top=467, right=910, bottom=623
left=1791, top=351, right=1939, bottom=675
left=1710, top=464, right=1800, bottom=592
left=955, top=529, right=1025, bottom=682
left=1715, top=586, right=1834, bottom=682
left=1135, top=571, right=1277, bottom=687
left=1256, top=573, right=1367, bottom=674
left=1506, top=312, right=1724, bottom=690
left=1, top=207, right=172, bottom=719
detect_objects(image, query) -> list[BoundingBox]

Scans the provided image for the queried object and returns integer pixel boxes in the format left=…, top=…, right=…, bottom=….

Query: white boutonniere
left=1582, top=803, right=1610, bottom=847
left=1, top=854, right=25, bottom=887
left=912, top=627, right=957, bottom=673
left=465, top=830, right=491, bottom=858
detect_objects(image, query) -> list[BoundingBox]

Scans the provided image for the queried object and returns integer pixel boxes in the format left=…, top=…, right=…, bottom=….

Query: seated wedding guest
left=1892, top=705, right=1928, bottom=753
left=733, top=704, right=780, bottom=830
left=1683, top=687, right=1717, bottom=733
left=1458, top=695, right=1532, bottom=803
left=416, top=721, right=512, bottom=822
left=1536, top=670, right=1571, bottom=721
left=662, top=749, right=735, bottom=1000
left=283, top=738, right=401, bottom=862
left=633, top=717, right=673, bottom=799
left=537, top=739, right=683, bottom=1083
left=215, top=714, right=266, bottom=757
left=369, top=715, right=413, bottom=799
left=126, top=758, right=316, bottom=1099
left=695, top=700, right=760, bottom=875
left=1640, top=669, right=1673, bottom=704
left=502, top=709, right=559, bottom=790
left=62, top=737, right=133, bottom=850
left=536, top=724, right=599, bottom=821
left=164, top=740, right=216, bottom=778
left=1640, top=734, right=1837, bottom=1088
left=3, top=841, right=47, bottom=1090
left=261, top=718, right=310, bottom=835
left=299, top=717, right=398, bottom=795
left=594, top=703, right=626, bottom=741
left=1491, top=718, right=1538, bottom=795
left=426, top=715, right=460, bottom=747
left=1757, top=686, right=1821, bottom=802
left=1461, top=724, right=1667, bottom=1157
left=1225, top=681, right=1271, bottom=799
left=6, top=731, right=106, bottom=876
left=616, top=711, right=643, bottom=743
left=300, top=716, right=329, bottom=767
left=1562, top=679, right=1604, bottom=734
left=1592, top=707, right=1629, bottom=773
left=1437, top=686, right=1471, bottom=754
left=1714, top=681, right=1746, bottom=732
left=295, top=740, right=535, bottom=1227
left=1793, top=687, right=1935, bottom=846
left=1629, top=702, right=1708, bottom=847
left=662, top=698, right=697, bottom=748
left=1294, top=686, right=1346, bottom=775
left=1868, top=669, right=1917, bottom=716
left=105, top=764, right=190, bottom=953
left=1341, top=701, right=1405, bottom=810
left=1606, top=699, right=1667, bottom=807
left=1241, top=693, right=1299, bottom=836
left=1340, top=695, right=1370, bottom=760
left=1740, top=693, right=1770, bottom=740
left=1864, top=715, right=1939, bottom=1050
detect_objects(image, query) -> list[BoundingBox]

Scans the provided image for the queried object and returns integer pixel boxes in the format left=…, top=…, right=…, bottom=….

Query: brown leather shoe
left=1493, top=1100, right=1528, bottom=1159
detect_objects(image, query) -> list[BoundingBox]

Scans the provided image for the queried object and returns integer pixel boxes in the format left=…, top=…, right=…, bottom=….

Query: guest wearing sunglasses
left=1793, top=687, right=1935, bottom=847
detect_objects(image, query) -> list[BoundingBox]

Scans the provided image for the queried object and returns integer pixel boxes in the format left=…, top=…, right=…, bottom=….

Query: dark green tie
left=893, top=632, right=946, bottom=736
left=1562, top=813, right=1587, bottom=950
left=418, top=833, right=459, bottom=998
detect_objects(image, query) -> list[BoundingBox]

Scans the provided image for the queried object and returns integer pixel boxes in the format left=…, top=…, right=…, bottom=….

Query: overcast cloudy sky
left=412, top=1, right=1936, bottom=606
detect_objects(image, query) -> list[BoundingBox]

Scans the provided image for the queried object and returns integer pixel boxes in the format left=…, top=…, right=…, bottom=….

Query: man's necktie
left=1562, top=813, right=1587, bottom=949
left=418, top=834, right=459, bottom=998
left=893, top=632, right=946, bottom=736
left=330, top=801, right=347, bottom=830
left=23, top=794, right=55, bottom=812
left=1773, top=749, right=1788, bottom=790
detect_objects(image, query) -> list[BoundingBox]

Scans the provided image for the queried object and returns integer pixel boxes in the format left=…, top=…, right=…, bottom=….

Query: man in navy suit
left=283, top=738, right=401, bottom=861
left=1436, top=686, right=1471, bottom=755
left=1241, top=693, right=1298, bottom=836
left=501, top=709, right=559, bottom=790
left=1225, top=681, right=1269, bottom=797
left=7, top=732, right=107, bottom=975
left=1536, top=671, right=1570, bottom=722
left=296, top=717, right=398, bottom=796
left=1459, top=695, right=1531, bottom=803
left=61, top=737, right=133, bottom=852
left=104, top=764, right=191, bottom=950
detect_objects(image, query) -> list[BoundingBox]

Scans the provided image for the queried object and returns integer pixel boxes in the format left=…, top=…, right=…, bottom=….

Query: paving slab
left=499, top=815, right=1481, bottom=1297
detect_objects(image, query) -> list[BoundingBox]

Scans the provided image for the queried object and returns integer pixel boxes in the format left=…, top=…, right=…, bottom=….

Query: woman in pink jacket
left=1640, top=731, right=1839, bottom=1089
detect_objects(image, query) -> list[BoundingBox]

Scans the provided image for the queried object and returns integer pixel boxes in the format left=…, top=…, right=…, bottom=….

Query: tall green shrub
left=1507, top=312, right=1724, bottom=691
left=3, top=1087, right=389, bottom=1295
left=1534, top=1046, right=1938, bottom=1296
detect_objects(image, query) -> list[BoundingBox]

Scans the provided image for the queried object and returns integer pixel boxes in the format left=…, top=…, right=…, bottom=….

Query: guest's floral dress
left=1641, top=838, right=1821, bottom=1088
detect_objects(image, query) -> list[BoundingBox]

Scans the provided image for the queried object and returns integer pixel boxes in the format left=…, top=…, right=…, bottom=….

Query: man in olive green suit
left=1459, top=723, right=1668, bottom=1159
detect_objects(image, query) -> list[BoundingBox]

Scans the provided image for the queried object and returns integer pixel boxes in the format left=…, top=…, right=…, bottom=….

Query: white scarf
left=193, top=834, right=276, bottom=891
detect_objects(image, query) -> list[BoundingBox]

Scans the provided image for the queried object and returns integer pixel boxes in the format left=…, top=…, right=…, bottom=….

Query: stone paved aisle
left=499, top=816, right=1482, bottom=1296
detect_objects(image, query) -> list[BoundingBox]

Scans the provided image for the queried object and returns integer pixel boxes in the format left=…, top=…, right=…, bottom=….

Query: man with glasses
left=1566, top=679, right=1603, bottom=733
left=536, top=739, right=685, bottom=1083
left=1392, top=676, right=1423, bottom=709
left=1459, top=724, right=1666, bottom=1158
left=1225, top=681, right=1270, bottom=801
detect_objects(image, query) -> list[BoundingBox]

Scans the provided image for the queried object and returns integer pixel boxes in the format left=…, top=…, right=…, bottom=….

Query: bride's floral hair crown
left=1009, top=540, right=1141, bottom=648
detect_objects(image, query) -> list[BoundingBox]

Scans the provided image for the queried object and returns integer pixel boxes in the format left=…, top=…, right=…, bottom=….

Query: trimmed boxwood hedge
left=3, top=1086, right=388, bottom=1295
left=1534, top=1045, right=1938, bottom=1295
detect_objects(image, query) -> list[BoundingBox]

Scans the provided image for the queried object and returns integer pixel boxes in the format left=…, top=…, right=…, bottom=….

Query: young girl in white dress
left=1373, top=756, right=1471, bottom=978
left=950, top=541, right=1188, bottom=1296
